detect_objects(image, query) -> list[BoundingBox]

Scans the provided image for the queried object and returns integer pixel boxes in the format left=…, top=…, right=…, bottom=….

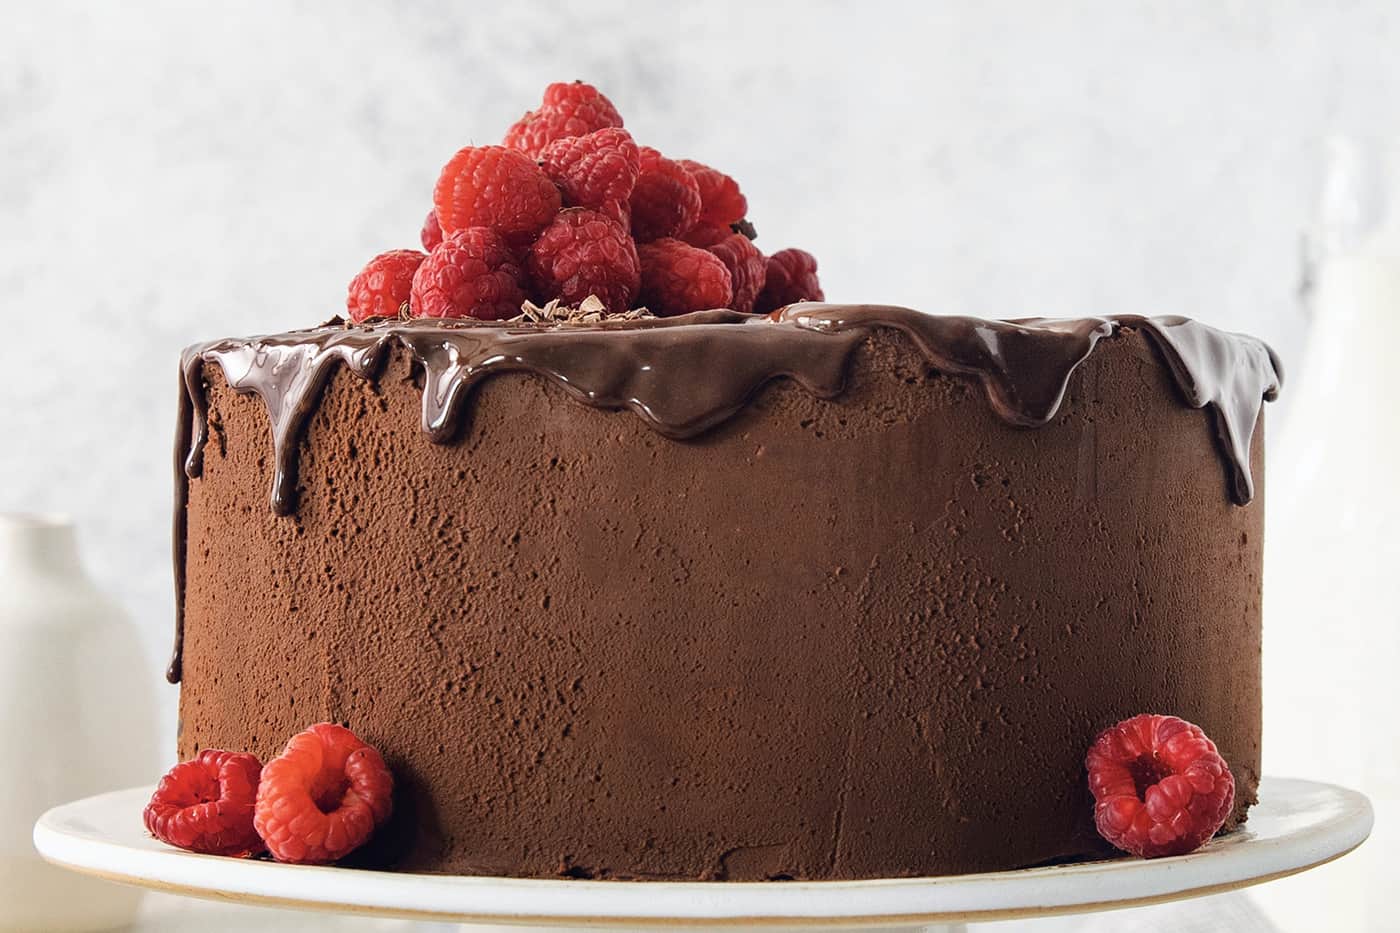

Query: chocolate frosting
left=168, top=303, right=1280, bottom=682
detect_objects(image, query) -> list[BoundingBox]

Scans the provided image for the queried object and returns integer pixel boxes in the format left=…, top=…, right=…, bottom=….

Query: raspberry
left=637, top=238, right=732, bottom=317
left=143, top=749, right=264, bottom=857
left=346, top=250, right=426, bottom=324
left=541, top=128, right=640, bottom=215
left=598, top=198, right=631, bottom=233
left=629, top=147, right=702, bottom=243
left=705, top=233, right=767, bottom=314
left=526, top=209, right=640, bottom=314
left=410, top=228, right=524, bottom=321
left=681, top=222, right=732, bottom=249
left=433, top=145, right=561, bottom=247
left=1085, top=714, right=1236, bottom=859
left=253, top=723, right=394, bottom=865
left=503, top=81, right=624, bottom=159
left=677, top=159, right=747, bottom=227
left=420, top=209, right=443, bottom=252
left=755, top=248, right=824, bottom=313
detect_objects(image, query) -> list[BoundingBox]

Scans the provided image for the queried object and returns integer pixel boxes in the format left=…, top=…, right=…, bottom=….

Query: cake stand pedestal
left=33, top=777, right=1369, bottom=932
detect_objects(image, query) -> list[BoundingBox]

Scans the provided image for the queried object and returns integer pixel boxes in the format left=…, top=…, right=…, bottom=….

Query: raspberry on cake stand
left=33, top=777, right=1370, bottom=932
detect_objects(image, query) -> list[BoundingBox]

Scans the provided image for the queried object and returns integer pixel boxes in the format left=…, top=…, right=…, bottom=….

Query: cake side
left=175, top=321, right=1264, bottom=879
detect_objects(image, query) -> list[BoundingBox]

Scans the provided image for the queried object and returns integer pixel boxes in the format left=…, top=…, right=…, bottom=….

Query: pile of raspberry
left=346, top=81, right=824, bottom=324
left=143, top=723, right=394, bottom=865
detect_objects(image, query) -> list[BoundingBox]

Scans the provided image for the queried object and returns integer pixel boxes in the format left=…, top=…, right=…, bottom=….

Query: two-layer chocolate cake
left=168, top=303, right=1280, bottom=879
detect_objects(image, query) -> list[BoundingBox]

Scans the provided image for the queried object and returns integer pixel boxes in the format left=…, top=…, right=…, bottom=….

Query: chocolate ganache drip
left=168, top=303, right=1281, bottom=682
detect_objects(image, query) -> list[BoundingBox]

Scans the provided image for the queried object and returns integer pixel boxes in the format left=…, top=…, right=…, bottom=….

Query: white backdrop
left=3, top=2, right=1396, bottom=930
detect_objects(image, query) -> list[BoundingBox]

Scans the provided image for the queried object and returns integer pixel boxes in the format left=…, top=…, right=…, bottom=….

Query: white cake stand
left=34, top=777, right=1369, bottom=932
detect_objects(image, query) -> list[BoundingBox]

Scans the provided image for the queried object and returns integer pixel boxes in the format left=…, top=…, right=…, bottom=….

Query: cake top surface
left=179, top=303, right=1280, bottom=509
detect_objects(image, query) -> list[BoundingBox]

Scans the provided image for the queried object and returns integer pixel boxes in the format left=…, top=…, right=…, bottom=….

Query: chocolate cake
left=168, top=303, right=1280, bottom=880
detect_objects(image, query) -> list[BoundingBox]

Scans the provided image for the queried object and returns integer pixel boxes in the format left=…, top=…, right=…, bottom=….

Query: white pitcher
left=0, top=513, right=158, bottom=931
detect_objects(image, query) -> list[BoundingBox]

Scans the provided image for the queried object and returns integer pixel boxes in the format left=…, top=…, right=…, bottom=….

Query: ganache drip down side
left=167, top=303, right=1281, bottom=682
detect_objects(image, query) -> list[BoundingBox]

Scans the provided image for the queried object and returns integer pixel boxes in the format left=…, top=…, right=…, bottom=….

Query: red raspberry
left=1085, top=714, right=1236, bottom=859
left=705, top=233, right=767, bottom=314
left=629, top=147, right=702, bottom=243
left=410, top=228, right=524, bottom=321
left=681, top=222, right=732, bottom=249
left=598, top=198, right=631, bottom=233
left=755, top=248, right=824, bottom=313
left=526, top=209, right=640, bottom=314
left=637, top=238, right=732, bottom=317
left=253, top=723, right=394, bottom=865
left=433, top=145, right=561, bottom=247
left=503, top=81, right=624, bottom=159
left=541, top=128, right=640, bottom=215
left=677, top=159, right=747, bottom=227
left=346, top=250, right=427, bottom=324
left=420, top=209, right=443, bottom=252
left=143, top=749, right=264, bottom=857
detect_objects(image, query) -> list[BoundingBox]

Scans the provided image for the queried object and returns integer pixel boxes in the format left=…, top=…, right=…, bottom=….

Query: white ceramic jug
left=0, top=513, right=158, bottom=931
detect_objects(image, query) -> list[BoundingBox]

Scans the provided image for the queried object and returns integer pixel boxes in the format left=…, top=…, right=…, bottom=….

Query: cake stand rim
left=31, top=775, right=1372, bottom=927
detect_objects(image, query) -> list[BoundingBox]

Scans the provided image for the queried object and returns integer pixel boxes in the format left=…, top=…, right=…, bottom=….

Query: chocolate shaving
left=508, top=295, right=655, bottom=325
